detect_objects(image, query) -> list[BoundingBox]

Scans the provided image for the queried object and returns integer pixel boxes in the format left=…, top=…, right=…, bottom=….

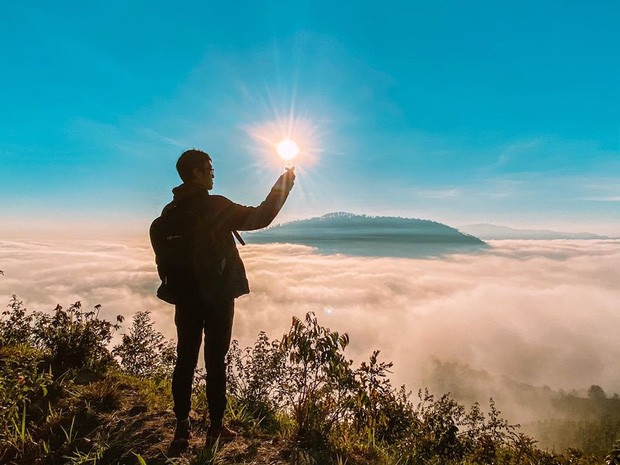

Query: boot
left=168, top=418, right=191, bottom=453
left=205, top=424, right=237, bottom=446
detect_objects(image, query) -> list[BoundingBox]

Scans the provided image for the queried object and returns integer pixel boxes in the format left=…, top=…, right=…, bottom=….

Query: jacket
left=162, top=173, right=293, bottom=301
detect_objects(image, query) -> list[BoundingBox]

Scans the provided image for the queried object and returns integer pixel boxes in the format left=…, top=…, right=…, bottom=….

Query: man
left=160, top=149, right=295, bottom=450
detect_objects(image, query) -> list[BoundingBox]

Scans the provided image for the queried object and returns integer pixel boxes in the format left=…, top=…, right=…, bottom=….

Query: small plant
left=60, top=415, right=78, bottom=446
left=65, top=444, right=107, bottom=464
left=112, top=310, right=176, bottom=379
left=133, top=452, right=148, bottom=465
left=0, top=295, right=34, bottom=346
left=190, top=439, right=220, bottom=465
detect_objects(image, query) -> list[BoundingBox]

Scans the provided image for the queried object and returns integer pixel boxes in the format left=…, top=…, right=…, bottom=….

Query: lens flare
left=277, top=139, right=299, bottom=161
left=245, top=115, right=322, bottom=170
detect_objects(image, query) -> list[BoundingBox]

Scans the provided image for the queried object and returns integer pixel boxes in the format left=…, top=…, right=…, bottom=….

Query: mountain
left=459, top=223, right=610, bottom=240
left=245, top=212, right=487, bottom=258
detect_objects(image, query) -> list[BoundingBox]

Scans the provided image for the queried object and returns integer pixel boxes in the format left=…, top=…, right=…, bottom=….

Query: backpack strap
left=233, top=230, right=245, bottom=246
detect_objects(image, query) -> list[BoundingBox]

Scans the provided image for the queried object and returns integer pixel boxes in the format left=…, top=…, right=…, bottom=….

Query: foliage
left=0, top=345, right=53, bottom=443
left=225, top=331, right=286, bottom=431
left=351, top=350, right=415, bottom=443
left=532, top=385, right=620, bottom=456
left=31, top=301, right=123, bottom=374
left=226, top=312, right=619, bottom=465
left=279, top=312, right=354, bottom=445
left=113, top=310, right=176, bottom=379
left=0, top=295, right=177, bottom=464
left=0, top=295, right=34, bottom=346
left=0, top=293, right=617, bottom=465
left=389, top=391, right=537, bottom=464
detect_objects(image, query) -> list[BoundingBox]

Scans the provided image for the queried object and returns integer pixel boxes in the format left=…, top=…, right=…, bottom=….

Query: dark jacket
left=162, top=173, right=293, bottom=301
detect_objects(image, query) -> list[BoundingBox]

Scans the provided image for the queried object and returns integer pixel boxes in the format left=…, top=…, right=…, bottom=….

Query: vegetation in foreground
left=1, top=295, right=619, bottom=465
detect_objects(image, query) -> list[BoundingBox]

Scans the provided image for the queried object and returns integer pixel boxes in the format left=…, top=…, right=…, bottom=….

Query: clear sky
left=1, top=1, right=618, bottom=236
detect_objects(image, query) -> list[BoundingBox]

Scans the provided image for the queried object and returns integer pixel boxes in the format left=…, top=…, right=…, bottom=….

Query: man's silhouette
left=161, top=149, right=295, bottom=450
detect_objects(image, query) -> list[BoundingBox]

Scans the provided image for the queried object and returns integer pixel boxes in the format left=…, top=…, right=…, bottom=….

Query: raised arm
left=214, top=168, right=296, bottom=231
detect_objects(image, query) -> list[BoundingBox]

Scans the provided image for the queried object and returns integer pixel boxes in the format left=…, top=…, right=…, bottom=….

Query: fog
left=1, top=237, right=619, bottom=423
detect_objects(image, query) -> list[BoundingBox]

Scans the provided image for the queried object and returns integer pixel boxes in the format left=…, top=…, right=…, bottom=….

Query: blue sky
left=1, top=1, right=618, bottom=235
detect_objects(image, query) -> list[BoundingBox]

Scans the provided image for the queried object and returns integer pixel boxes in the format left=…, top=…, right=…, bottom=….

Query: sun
left=277, top=139, right=299, bottom=161
left=245, top=115, right=321, bottom=170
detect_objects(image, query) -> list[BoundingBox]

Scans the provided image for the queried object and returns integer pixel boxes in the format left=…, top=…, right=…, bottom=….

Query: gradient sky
left=1, top=1, right=619, bottom=236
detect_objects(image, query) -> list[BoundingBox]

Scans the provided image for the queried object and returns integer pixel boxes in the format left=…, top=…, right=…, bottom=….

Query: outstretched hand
left=276, top=166, right=296, bottom=191
left=284, top=166, right=296, bottom=183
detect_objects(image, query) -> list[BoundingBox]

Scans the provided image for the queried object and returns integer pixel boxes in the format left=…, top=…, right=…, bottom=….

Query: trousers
left=172, top=296, right=234, bottom=427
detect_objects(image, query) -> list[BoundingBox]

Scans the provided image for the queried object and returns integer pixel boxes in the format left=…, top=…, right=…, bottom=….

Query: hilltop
left=246, top=212, right=486, bottom=258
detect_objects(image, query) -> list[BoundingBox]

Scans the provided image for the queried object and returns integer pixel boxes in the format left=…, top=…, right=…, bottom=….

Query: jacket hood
left=172, top=182, right=209, bottom=202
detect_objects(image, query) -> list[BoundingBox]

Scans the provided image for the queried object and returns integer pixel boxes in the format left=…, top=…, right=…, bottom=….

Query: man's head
left=176, top=149, right=214, bottom=190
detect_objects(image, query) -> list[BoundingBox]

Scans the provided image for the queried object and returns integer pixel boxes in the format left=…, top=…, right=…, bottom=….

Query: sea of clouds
left=1, top=238, right=619, bottom=423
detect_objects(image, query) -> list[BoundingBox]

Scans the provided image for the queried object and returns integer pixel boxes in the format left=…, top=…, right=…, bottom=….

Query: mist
left=1, top=237, right=619, bottom=424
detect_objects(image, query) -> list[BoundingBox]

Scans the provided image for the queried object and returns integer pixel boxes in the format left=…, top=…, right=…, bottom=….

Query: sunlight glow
left=245, top=115, right=323, bottom=170
left=277, top=139, right=299, bottom=161
left=242, top=92, right=333, bottom=211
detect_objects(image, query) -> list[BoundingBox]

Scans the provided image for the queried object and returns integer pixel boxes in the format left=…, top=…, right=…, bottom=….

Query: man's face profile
left=192, top=159, right=214, bottom=190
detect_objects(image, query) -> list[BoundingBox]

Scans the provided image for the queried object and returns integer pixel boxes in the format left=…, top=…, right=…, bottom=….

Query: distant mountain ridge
left=246, top=212, right=487, bottom=258
left=459, top=223, right=609, bottom=240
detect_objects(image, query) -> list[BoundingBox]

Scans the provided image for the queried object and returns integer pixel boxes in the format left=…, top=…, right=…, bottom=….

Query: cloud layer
left=1, top=238, right=619, bottom=421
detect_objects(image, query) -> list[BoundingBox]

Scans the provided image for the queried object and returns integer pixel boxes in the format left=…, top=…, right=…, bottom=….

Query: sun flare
left=277, top=139, right=299, bottom=161
left=245, top=114, right=323, bottom=170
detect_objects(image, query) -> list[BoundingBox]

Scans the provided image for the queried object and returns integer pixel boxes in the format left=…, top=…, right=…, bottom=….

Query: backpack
left=149, top=202, right=202, bottom=304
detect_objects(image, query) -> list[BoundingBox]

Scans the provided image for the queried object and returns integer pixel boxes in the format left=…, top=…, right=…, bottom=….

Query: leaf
left=133, top=453, right=148, bottom=465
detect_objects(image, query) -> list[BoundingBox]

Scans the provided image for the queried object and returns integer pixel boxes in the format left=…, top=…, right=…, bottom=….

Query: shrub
left=0, top=295, right=34, bottom=347
left=389, top=390, right=545, bottom=465
left=279, top=312, right=354, bottom=445
left=351, top=350, right=416, bottom=444
left=112, top=310, right=176, bottom=379
left=31, top=302, right=123, bottom=374
left=230, top=313, right=567, bottom=464
left=225, top=331, right=286, bottom=430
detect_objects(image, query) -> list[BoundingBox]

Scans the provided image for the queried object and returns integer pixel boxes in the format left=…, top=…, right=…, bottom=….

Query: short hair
left=176, top=149, right=212, bottom=183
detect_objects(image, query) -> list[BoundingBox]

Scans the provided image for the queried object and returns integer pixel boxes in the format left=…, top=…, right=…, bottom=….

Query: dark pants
left=172, top=297, right=234, bottom=427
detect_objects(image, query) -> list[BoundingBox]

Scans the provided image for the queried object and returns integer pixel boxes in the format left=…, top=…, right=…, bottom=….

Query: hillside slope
left=459, top=223, right=609, bottom=240
left=247, top=212, right=486, bottom=258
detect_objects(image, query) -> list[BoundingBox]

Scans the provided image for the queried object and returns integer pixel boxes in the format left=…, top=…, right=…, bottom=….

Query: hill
left=246, top=212, right=487, bottom=258
left=459, top=224, right=609, bottom=240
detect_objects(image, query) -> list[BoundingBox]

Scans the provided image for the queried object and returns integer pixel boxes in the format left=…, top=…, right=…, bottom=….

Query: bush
left=225, top=331, right=286, bottom=430
left=31, top=302, right=123, bottom=374
left=112, top=310, right=176, bottom=379
left=229, top=312, right=596, bottom=464
left=0, top=295, right=34, bottom=347
left=351, top=350, right=415, bottom=443
left=279, top=312, right=354, bottom=446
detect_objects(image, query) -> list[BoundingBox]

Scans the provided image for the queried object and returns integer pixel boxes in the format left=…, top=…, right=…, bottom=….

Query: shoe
left=168, top=418, right=191, bottom=454
left=205, top=424, right=237, bottom=445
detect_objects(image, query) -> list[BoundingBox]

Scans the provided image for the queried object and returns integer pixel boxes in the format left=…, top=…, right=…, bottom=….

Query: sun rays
left=244, top=114, right=323, bottom=171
